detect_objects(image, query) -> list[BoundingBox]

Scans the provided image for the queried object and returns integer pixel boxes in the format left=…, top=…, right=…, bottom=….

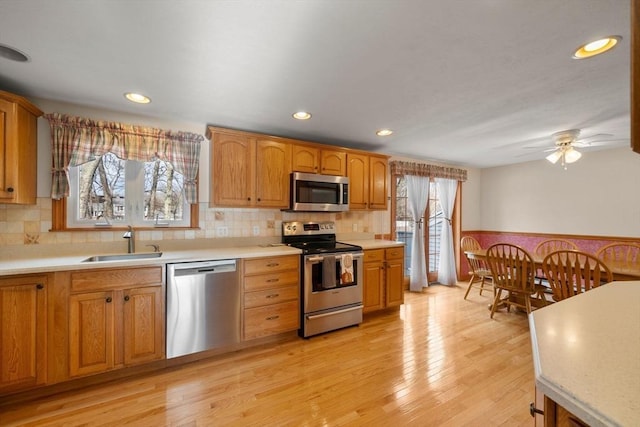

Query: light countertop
left=529, top=281, right=640, bottom=427
left=0, top=239, right=403, bottom=276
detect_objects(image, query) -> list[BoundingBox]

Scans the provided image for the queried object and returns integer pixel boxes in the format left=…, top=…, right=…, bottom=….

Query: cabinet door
left=69, top=291, right=115, bottom=377
left=0, top=95, right=40, bottom=204
left=369, top=155, right=388, bottom=210
left=385, top=257, right=405, bottom=307
left=320, top=149, right=346, bottom=176
left=123, top=286, right=164, bottom=365
left=212, top=131, right=255, bottom=206
left=0, top=276, right=47, bottom=392
left=363, top=261, right=384, bottom=313
left=255, top=138, right=291, bottom=207
left=292, top=144, right=319, bottom=173
left=0, top=99, right=17, bottom=201
left=347, top=153, right=369, bottom=209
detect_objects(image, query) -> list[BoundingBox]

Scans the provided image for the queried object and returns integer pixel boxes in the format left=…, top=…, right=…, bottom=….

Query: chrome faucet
left=123, top=226, right=135, bottom=253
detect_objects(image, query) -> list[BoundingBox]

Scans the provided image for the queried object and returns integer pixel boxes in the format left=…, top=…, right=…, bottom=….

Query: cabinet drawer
left=244, top=270, right=299, bottom=292
left=244, top=285, right=299, bottom=309
left=364, top=249, right=384, bottom=262
left=71, top=266, right=163, bottom=292
left=244, top=300, right=299, bottom=340
left=244, top=255, right=299, bottom=275
left=385, top=247, right=404, bottom=260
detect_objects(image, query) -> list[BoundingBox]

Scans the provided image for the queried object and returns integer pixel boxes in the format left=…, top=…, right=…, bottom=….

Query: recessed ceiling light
left=124, top=92, right=151, bottom=104
left=292, top=111, right=311, bottom=120
left=573, top=36, right=621, bottom=59
left=0, top=44, right=29, bottom=62
left=376, top=129, right=393, bottom=136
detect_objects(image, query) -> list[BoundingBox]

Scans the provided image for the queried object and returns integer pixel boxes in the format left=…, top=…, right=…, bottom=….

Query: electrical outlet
left=352, top=223, right=358, bottom=232
left=253, top=226, right=260, bottom=236
left=216, top=226, right=228, bottom=237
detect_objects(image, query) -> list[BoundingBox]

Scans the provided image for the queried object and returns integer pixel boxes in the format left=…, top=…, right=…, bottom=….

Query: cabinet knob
left=36, top=283, right=44, bottom=290
left=247, top=197, right=251, bottom=201
left=7, top=187, right=14, bottom=193
left=124, top=295, right=130, bottom=302
left=106, top=297, right=112, bottom=303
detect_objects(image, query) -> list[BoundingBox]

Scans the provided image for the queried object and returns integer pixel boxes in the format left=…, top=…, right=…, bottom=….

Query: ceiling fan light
left=564, top=147, right=582, bottom=163
left=546, top=150, right=562, bottom=164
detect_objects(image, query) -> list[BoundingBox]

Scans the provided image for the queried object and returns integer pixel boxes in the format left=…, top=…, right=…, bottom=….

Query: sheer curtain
left=436, top=178, right=458, bottom=285
left=406, top=175, right=430, bottom=291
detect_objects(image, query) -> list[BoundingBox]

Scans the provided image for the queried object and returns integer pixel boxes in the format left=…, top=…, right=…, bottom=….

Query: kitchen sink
left=82, top=252, right=163, bottom=262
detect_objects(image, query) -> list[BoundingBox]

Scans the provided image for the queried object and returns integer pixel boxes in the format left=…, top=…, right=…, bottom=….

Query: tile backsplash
left=0, top=198, right=390, bottom=258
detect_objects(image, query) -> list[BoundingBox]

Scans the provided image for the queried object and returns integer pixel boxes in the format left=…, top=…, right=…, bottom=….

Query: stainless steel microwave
left=289, top=172, right=349, bottom=212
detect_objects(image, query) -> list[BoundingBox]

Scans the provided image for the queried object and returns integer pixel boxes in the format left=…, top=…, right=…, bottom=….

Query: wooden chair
left=485, top=243, right=548, bottom=318
left=596, top=242, right=640, bottom=268
left=534, top=239, right=578, bottom=285
left=461, top=236, right=493, bottom=299
left=542, top=250, right=613, bottom=302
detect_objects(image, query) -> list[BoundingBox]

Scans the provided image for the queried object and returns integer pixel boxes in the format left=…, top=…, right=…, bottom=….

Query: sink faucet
left=123, top=226, right=135, bottom=253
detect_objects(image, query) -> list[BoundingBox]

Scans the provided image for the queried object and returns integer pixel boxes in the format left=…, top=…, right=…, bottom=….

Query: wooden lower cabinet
left=243, top=255, right=300, bottom=340
left=68, top=266, right=164, bottom=378
left=363, top=246, right=405, bottom=313
left=0, top=274, right=49, bottom=393
left=542, top=395, right=589, bottom=427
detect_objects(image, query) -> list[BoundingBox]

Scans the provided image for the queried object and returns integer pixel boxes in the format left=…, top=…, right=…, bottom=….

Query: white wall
left=479, top=147, right=640, bottom=237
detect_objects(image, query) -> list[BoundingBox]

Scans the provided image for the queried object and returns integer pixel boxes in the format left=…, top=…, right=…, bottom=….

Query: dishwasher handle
left=170, top=259, right=237, bottom=277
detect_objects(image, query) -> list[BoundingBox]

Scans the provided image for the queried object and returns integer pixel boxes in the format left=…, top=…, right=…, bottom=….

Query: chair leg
left=478, top=277, right=486, bottom=296
left=464, top=274, right=477, bottom=299
left=490, top=289, right=503, bottom=319
left=524, top=294, right=532, bottom=314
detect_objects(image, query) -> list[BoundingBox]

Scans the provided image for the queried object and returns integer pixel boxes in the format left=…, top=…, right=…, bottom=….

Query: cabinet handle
left=266, top=293, right=280, bottom=299
left=7, top=187, right=14, bottom=193
left=124, top=295, right=130, bottom=302
left=529, top=402, right=544, bottom=417
left=266, top=278, right=279, bottom=283
left=266, top=263, right=280, bottom=267
left=36, top=283, right=44, bottom=290
left=265, top=315, right=280, bottom=321
left=106, top=297, right=113, bottom=303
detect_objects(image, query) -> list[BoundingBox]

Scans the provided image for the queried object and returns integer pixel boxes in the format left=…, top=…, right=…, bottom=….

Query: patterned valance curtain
left=44, top=113, right=204, bottom=203
left=390, top=160, right=467, bottom=181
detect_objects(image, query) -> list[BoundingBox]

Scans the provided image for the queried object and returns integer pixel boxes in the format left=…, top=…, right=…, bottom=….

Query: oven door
left=303, top=252, right=363, bottom=314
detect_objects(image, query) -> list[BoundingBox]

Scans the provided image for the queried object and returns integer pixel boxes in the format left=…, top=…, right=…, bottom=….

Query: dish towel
left=340, top=253, right=354, bottom=284
left=322, top=255, right=336, bottom=289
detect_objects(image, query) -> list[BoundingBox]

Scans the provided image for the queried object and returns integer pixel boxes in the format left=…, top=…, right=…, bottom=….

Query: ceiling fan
left=529, top=129, right=622, bottom=169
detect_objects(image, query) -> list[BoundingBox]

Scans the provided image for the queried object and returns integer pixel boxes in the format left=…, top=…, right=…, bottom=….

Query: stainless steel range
left=282, top=221, right=364, bottom=337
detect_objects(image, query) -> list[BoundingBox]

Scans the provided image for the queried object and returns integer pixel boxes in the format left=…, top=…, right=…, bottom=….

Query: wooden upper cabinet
left=0, top=274, right=48, bottom=393
left=292, top=144, right=346, bottom=176
left=347, top=153, right=369, bottom=210
left=347, top=153, right=388, bottom=210
left=0, top=90, right=43, bottom=205
left=320, top=149, right=346, bottom=176
left=211, top=131, right=254, bottom=206
left=291, top=144, right=320, bottom=173
left=209, top=127, right=291, bottom=208
left=255, top=138, right=291, bottom=207
left=368, top=155, right=388, bottom=210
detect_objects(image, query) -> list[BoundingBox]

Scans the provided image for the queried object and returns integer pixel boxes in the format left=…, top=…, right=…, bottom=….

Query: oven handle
left=306, top=305, right=364, bottom=320
left=305, top=252, right=363, bottom=263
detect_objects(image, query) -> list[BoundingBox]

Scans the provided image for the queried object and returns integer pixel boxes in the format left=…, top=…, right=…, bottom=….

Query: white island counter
left=529, top=281, right=640, bottom=427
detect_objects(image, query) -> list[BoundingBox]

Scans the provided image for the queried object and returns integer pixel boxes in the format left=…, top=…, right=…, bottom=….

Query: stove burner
left=282, top=221, right=362, bottom=255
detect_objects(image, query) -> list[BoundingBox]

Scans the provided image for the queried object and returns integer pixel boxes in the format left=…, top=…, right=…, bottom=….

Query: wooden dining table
left=464, top=249, right=640, bottom=281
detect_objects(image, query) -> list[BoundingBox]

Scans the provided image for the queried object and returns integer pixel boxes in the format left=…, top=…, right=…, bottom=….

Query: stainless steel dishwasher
left=166, top=259, right=240, bottom=359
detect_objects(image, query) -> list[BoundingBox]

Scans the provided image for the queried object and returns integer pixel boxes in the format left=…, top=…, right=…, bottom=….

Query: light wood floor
left=1, top=284, right=536, bottom=427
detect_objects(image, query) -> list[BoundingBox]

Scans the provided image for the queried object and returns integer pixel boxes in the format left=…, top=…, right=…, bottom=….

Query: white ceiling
left=0, top=0, right=631, bottom=168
